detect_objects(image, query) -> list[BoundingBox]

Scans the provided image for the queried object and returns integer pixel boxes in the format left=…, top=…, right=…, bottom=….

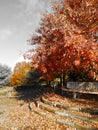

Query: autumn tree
left=26, top=0, right=98, bottom=85
left=0, top=64, right=12, bottom=86
left=11, top=61, right=31, bottom=86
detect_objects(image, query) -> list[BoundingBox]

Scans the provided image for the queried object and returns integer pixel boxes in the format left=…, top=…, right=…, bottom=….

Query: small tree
left=10, top=61, right=31, bottom=87
left=0, top=64, right=12, bottom=86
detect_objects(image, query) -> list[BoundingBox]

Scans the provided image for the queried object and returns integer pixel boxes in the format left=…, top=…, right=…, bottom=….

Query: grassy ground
left=0, top=86, right=98, bottom=130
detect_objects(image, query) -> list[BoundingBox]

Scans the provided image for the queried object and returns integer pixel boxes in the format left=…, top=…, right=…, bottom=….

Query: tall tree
left=26, top=0, right=98, bottom=83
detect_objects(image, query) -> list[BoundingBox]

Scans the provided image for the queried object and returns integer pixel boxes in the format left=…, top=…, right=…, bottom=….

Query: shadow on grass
left=14, top=85, right=53, bottom=102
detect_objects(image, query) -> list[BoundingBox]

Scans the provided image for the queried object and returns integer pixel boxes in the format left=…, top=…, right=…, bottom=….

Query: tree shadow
left=14, top=85, right=53, bottom=102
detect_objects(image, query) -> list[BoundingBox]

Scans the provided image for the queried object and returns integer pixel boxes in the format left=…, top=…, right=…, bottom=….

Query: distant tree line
left=0, top=64, right=12, bottom=87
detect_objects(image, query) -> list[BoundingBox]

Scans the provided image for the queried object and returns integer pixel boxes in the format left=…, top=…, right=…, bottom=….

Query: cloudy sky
left=0, top=0, right=53, bottom=70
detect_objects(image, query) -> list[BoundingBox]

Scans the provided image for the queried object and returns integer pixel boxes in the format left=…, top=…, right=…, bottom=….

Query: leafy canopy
left=26, top=0, right=98, bottom=81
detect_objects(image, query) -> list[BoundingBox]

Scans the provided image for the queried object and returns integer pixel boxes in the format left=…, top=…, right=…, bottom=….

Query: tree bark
left=60, top=74, right=65, bottom=87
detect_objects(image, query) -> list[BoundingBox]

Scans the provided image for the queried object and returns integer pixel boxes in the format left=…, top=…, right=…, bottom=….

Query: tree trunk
left=60, top=74, right=66, bottom=87
left=63, top=75, right=66, bottom=87
left=47, top=81, right=51, bottom=87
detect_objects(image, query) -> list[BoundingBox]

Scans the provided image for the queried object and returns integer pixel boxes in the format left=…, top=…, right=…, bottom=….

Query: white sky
left=0, top=0, right=52, bottom=70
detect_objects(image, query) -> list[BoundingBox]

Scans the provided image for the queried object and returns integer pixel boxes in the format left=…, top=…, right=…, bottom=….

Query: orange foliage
left=11, top=62, right=31, bottom=86
left=26, top=0, right=98, bottom=81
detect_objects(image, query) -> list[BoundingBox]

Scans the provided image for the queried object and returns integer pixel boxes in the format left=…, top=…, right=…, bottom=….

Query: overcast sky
left=0, top=0, right=54, bottom=70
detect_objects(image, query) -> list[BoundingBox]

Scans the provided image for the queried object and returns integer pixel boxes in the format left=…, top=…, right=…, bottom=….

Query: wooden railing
left=61, top=82, right=98, bottom=99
